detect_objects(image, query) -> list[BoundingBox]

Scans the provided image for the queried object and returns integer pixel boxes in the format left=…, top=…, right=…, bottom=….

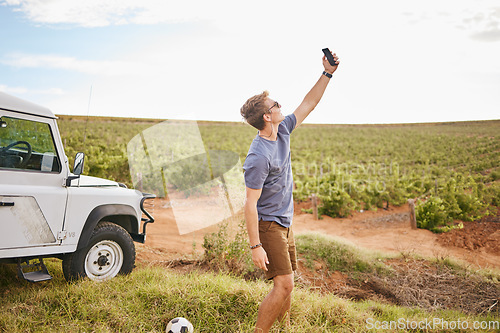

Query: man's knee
left=273, top=274, right=294, bottom=295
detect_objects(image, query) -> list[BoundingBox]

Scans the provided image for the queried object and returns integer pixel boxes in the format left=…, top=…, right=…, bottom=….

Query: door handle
left=0, top=202, right=14, bottom=207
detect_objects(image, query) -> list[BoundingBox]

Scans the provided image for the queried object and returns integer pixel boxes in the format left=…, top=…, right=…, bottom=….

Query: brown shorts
left=259, top=220, right=297, bottom=280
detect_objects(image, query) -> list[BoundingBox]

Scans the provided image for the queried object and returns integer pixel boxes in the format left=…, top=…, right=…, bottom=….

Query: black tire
left=62, top=221, right=136, bottom=281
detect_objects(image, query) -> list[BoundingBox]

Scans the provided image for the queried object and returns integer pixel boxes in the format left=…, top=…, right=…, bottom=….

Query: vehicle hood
left=71, top=175, right=119, bottom=187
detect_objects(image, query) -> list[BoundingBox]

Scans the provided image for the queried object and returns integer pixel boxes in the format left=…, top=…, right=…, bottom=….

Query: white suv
left=0, top=91, right=154, bottom=282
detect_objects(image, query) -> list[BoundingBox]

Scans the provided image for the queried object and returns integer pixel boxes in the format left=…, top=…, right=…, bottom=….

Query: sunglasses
left=267, top=101, right=281, bottom=113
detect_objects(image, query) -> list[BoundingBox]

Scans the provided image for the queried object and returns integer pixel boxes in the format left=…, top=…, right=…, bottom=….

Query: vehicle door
left=0, top=112, right=68, bottom=250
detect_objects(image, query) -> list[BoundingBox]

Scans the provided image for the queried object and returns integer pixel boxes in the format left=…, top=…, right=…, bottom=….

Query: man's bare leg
left=254, top=274, right=294, bottom=333
left=277, top=293, right=292, bottom=327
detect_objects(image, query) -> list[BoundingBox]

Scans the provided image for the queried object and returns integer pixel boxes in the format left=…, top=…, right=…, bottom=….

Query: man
left=240, top=50, right=339, bottom=332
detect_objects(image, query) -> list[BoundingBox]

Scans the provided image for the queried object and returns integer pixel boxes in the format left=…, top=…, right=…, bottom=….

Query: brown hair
left=240, top=90, right=269, bottom=130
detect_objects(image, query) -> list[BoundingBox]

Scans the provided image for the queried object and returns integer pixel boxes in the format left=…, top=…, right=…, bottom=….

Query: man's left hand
left=323, top=52, right=340, bottom=74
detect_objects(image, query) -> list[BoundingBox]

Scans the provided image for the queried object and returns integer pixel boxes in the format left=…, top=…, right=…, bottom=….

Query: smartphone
left=322, top=48, right=337, bottom=66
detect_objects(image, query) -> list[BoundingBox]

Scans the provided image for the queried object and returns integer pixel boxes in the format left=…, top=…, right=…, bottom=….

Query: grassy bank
left=1, top=262, right=498, bottom=333
left=1, top=232, right=499, bottom=332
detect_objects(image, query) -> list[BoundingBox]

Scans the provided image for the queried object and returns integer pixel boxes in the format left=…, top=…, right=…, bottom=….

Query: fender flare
left=76, top=204, right=139, bottom=251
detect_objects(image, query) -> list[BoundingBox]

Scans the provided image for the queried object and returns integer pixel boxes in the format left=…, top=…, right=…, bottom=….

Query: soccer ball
left=166, top=317, right=194, bottom=333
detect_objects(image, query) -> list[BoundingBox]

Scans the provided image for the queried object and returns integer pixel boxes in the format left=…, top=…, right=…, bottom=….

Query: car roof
left=0, top=91, right=56, bottom=119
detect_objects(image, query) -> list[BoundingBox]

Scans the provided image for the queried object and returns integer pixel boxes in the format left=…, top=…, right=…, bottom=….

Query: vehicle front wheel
left=62, top=221, right=135, bottom=281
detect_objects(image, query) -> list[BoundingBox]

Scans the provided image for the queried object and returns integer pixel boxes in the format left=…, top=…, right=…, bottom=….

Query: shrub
left=416, top=196, right=451, bottom=230
left=202, top=220, right=263, bottom=279
left=318, top=187, right=356, bottom=218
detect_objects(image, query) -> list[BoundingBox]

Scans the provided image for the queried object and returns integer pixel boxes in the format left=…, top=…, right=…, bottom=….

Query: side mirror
left=73, top=152, right=85, bottom=175
left=66, top=152, right=85, bottom=187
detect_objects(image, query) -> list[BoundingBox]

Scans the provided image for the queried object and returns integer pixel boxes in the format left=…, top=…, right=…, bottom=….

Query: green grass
left=296, top=233, right=390, bottom=275
left=1, top=231, right=499, bottom=332
left=1, top=261, right=498, bottom=333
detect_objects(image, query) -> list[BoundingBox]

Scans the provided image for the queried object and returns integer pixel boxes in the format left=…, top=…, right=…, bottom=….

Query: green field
left=57, top=115, right=499, bottom=230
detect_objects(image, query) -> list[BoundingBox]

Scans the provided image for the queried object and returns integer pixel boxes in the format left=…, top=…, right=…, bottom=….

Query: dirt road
left=137, top=199, right=500, bottom=270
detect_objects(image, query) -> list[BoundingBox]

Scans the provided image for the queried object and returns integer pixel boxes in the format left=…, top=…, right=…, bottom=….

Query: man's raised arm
left=293, top=51, right=339, bottom=128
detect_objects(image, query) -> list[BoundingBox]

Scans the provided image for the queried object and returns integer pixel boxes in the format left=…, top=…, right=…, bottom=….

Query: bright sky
left=0, top=0, right=499, bottom=124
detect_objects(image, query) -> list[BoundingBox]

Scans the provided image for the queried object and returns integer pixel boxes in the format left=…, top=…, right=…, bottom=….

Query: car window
left=0, top=116, right=61, bottom=172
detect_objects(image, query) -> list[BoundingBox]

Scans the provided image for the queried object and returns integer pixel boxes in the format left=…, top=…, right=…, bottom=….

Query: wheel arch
left=76, top=204, right=138, bottom=251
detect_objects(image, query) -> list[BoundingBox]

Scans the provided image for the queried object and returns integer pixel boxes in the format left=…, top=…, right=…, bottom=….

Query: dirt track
left=137, top=198, right=500, bottom=270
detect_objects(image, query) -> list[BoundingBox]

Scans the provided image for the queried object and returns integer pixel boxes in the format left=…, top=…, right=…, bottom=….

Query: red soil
left=137, top=198, right=500, bottom=270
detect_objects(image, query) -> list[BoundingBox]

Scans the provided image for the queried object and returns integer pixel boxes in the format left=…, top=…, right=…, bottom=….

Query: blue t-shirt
left=243, top=114, right=296, bottom=228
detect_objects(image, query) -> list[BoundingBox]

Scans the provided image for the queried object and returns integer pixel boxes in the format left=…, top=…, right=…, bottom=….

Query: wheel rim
left=84, top=240, right=124, bottom=281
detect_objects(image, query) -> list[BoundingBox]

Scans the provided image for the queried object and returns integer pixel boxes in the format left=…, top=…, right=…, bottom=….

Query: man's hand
left=251, top=246, right=269, bottom=271
left=323, top=51, right=340, bottom=74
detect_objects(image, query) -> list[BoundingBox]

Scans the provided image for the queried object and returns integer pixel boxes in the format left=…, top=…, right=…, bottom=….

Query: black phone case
left=322, top=48, right=336, bottom=66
